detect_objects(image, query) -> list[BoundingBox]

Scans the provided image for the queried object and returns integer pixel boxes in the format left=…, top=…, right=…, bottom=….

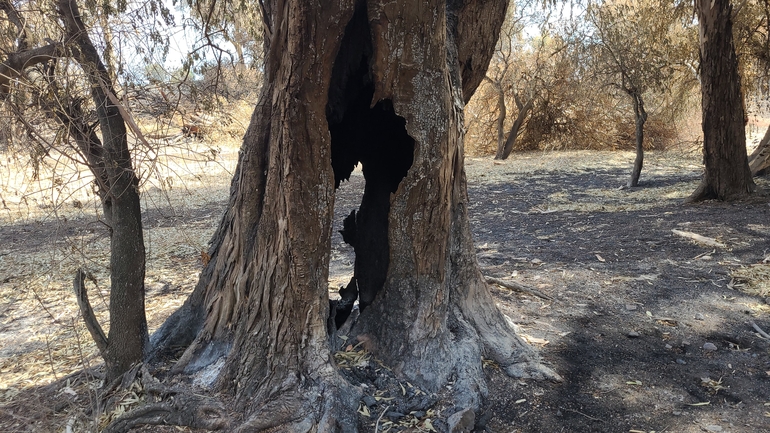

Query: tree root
left=234, top=376, right=360, bottom=433
left=102, top=365, right=229, bottom=433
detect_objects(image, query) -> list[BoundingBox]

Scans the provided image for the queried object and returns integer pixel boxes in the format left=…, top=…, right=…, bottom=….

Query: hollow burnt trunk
left=152, top=0, right=556, bottom=429
left=690, top=0, right=755, bottom=201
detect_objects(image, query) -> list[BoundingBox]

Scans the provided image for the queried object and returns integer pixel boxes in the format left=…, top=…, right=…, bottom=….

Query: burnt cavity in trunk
left=327, top=3, right=414, bottom=328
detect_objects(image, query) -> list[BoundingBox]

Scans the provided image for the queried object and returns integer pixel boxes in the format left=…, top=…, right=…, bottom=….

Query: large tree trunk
left=152, top=0, right=556, bottom=429
left=628, top=92, right=647, bottom=188
left=59, top=0, right=148, bottom=383
left=689, top=0, right=755, bottom=202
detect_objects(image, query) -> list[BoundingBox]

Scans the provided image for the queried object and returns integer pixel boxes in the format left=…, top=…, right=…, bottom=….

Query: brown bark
left=494, top=82, right=506, bottom=159
left=689, top=0, right=755, bottom=202
left=58, top=0, right=148, bottom=382
left=152, top=0, right=556, bottom=429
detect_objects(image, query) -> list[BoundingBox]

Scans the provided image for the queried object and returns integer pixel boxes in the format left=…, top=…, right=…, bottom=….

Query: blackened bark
left=689, top=0, right=755, bottom=201
left=154, top=0, right=555, bottom=429
left=628, top=92, right=647, bottom=188
left=58, top=0, right=148, bottom=382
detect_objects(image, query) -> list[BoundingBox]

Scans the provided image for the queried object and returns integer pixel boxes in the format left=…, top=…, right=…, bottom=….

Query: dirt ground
left=2, top=147, right=770, bottom=432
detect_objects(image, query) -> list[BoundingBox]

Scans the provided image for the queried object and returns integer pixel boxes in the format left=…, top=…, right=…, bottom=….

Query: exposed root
left=103, top=397, right=229, bottom=433
left=101, top=365, right=230, bottom=433
left=234, top=377, right=361, bottom=433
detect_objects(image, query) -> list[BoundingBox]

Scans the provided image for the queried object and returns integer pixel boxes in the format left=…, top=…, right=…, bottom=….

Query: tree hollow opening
left=327, top=2, right=414, bottom=328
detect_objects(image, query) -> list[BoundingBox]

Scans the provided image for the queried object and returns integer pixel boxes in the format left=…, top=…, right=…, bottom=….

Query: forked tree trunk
left=497, top=93, right=533, bottom=160
left=628, top=92, right=647, bottom=188
left=152, top=0, right=556, bottom=429
left=689, top=0, right=755, bottom=202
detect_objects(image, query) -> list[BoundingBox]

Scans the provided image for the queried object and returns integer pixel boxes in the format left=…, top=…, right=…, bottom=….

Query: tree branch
left=485, top=276, right=553, bottom=301
left=0, top=0, right=28, bottom=50
left=0, top=44, right=64, bottom=94
left=73, top=269, right=108, bottom=355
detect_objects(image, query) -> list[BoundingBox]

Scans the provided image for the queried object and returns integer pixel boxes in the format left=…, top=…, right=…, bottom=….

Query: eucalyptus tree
left=145, top=0, right=558, bottom=430
left=587, top=0, right=695, bottom=187
left=689, top=0, right=755, bottom=201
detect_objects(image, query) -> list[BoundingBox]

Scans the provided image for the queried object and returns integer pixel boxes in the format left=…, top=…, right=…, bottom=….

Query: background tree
left=587, top=0, right=696, bottom=187
left=689, top=0, right=756, bottom=201
left=465, top=1, right=695, bottom=158
left=736, top=0, right=770, bottom=174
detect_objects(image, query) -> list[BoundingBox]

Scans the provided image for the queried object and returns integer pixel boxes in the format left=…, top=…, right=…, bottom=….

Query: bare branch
left=0, top=43, right=64, bottom=94
left=73, top=269, right=108, bottom=355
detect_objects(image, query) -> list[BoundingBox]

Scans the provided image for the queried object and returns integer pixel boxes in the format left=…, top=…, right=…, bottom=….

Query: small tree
left=588, top=0, right=694, bottom=187
left=0, top=0, right=149, bottom=382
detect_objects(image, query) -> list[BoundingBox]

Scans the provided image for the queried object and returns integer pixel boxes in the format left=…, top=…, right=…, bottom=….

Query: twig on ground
left=671, top=230, right=726, bottom=248
left=750, top=321, right=770, bottom=339
left=375, top=405, right=390, bottom=433
left=485, top=276, right=553, bottom=301
left=563, top=407, right=602, bottom=422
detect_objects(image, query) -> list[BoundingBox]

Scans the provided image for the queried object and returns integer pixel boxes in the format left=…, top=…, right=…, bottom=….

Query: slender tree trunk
left=628, top=92, right=647, bottom=188
left=498, top=93, right=533, bottom=160
left=747, top=124, right=770, bottom=175
left=151, top=0, right=556, bottom=429
left=59, top=0, right=148, bottom=383
left=494, top=83, right=507, bottom=159
left=689, top=0, right=755, bottom=202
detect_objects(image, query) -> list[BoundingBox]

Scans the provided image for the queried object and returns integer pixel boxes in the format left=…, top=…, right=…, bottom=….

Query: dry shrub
left=466, top=85, right=691, bottom=156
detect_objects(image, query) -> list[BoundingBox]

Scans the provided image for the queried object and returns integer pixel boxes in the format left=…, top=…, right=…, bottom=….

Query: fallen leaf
left=596, top=254, right=605, bottom=262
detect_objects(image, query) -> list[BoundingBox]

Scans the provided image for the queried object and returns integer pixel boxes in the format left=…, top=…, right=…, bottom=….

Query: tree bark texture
left=152, top=0, right=556, bottom=429
left=628, top=92, right=647, bottom=188
left=58, top=0, right=148, bottom=382
left=690, top=0, right=755, bottom=201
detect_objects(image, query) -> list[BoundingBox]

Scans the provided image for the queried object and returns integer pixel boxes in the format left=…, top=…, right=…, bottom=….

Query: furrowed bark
left=689, top=0, right=755, bottom=201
